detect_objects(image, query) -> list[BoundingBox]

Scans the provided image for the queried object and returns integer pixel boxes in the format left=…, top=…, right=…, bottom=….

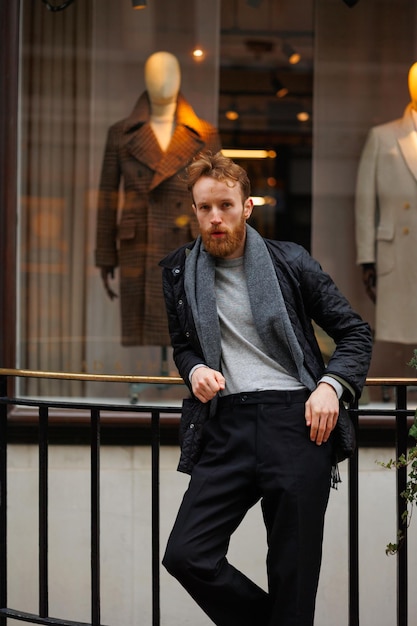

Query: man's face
left=192, top=176, right=253, bottom=259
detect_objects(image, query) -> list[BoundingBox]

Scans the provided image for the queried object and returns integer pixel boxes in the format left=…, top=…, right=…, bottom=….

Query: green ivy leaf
left=380, top=350, right=417, bottom=556
left=409, top=422, right=417, bottom=441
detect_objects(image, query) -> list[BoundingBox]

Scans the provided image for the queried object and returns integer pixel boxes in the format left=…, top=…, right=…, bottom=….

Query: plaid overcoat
left=95, top=92, right=221, bottom=346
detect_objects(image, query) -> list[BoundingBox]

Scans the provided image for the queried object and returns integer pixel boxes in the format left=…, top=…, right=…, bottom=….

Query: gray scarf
left=184, top=224, right=315, bottom=393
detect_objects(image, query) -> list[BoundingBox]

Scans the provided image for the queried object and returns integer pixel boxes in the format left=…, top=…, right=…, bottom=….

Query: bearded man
left=159, top=151, right=372, bottom=626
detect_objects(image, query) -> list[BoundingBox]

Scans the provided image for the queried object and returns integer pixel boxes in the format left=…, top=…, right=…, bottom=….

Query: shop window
left=17, top=0, right=220, bottom=400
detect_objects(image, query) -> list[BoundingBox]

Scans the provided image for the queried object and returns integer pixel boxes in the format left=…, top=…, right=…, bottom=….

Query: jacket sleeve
left=161, top=266, right=206, bottom=390
left=298, top=249, right=373, bottom=401
left=95, top=124, right=122, bottom=269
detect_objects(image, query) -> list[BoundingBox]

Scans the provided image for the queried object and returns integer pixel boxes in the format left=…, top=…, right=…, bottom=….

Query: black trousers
left=163, top=389, right=333, bottom=626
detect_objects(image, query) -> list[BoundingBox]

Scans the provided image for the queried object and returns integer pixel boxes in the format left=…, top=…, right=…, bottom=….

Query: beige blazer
left=355, top=103, right=417, bottom=343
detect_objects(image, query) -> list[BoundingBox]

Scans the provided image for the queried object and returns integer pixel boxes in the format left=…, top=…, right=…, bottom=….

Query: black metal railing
left=0, top=369, right=416, bottom=626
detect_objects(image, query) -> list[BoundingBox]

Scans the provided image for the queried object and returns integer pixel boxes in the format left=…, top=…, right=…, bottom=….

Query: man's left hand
left=305, top=382, right=339, bottom=446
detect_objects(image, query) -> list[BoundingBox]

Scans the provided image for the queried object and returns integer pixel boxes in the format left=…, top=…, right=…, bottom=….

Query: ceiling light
left=225, top=110, right=239, bottom=121
left=282, top=42, right=301, bottom=65
left=251, top=196, right=277, bottom=207
left=297, top=111, right=310, bottom=122
left=192, top=48, right=205, bottom=61
left=132, top=0, right=147, bottom=8
left=222, top=149, right=276, bottom=160
left=271, top=75, right=289, bottom=98
left=276, top=85, right=289, bottom=98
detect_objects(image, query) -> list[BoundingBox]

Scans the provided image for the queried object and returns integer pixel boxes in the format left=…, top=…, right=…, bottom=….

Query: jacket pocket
left=376, top=224, right=394, bottom=276
left=118, top=215, right=136, bottom=240
left=177, top=397, right=210, bottom=474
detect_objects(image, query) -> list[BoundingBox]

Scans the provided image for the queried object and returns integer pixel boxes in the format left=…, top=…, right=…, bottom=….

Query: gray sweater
left=215, top=256, right=305, bottom=396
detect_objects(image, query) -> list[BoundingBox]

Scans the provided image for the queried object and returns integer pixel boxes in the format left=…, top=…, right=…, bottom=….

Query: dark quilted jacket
left=159, top=237, right=373, bottom=473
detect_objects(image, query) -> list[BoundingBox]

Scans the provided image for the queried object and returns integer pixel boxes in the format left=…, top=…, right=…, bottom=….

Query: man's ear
left=192, top=203, right=197, bottom=215
left=244, top=197, right=253, bottom=219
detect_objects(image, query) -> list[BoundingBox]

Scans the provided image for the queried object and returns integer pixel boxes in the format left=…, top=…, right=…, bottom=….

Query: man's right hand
left=191, top=366, right=226, bottom=403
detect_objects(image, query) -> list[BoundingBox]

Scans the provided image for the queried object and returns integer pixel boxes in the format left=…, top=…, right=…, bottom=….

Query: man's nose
left=210, top=208, right=222, bottom=223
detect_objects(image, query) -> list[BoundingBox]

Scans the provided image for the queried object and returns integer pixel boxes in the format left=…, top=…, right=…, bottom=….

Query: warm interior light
left=297, top=111, right=310, bottom=122
left=288, top=52, right=301, bottom=65
left=225, top=110, right=239, bottom=121
left=222, top=149, right=277, bottom=159
left=132, top=0, right=147, bottom=8
left=251, top=196, right=277, bottom=207
left=251, top=197, right=266, bottom=206
left=271, top=74, right=289, bottom=98
left=276, top=85, right=289, bottom=98
left=192, top=48, right=205, bottom=60
left=282, top=42, right=301, bottom=65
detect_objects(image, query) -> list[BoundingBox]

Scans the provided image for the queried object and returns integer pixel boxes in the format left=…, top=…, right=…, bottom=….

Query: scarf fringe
left=331, top=463, right=342, bottom=490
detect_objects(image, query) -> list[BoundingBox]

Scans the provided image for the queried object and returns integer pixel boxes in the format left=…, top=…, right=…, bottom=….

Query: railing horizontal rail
left=0, top=397, right=181, bottom=413
left=0, top=367, right=184, bottom=385
left=1, top=368, right=416, bottom=386
left=0, top=607, right=111, bottom=626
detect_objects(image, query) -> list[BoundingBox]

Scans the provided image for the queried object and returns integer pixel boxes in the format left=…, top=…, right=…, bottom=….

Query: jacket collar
left=159, top=240, right=197, bottom=270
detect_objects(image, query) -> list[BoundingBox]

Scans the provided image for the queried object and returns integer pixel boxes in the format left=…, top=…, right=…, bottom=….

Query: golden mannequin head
left=408, top=62, right=417, bottom=109
left=144, top=51, right=181, bottom=106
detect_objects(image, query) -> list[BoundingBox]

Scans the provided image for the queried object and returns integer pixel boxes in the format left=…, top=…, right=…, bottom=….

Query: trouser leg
left=163, top=393, right=333, bottom=626
left=163, top=405, right=271, bottom=626
left=257, top=400, right=332, bottom=626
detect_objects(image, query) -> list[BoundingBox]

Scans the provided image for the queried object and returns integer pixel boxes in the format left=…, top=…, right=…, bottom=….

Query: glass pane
left=313, top=0, right=417, bottom=382
left=17, top=0, right=220, bottom=400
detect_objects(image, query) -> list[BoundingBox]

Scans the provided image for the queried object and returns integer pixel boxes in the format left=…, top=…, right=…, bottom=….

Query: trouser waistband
left=217, top=388, right=310, bottom=408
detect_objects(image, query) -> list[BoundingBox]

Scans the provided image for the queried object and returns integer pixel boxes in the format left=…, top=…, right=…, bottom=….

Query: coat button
left=173, top=268, right=180, bottom=275
left=178, top=299, right=183, bottom=306
left=185, top=331, right=190, bottom=337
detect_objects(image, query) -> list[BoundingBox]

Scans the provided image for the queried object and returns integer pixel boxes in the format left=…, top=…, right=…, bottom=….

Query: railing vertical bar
left=38, top=405, right=49, bottom=618
left=91, top=407, right=101, bottom=626
left=151, top=409, right=160, bottom=626
left=396, top=385, right=408, bottom=626
left=348, top=402, right=360, bottom=626
left=0, top=376, right=8, bottom=626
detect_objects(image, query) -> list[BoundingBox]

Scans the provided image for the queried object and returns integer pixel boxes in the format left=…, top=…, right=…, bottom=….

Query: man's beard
left=201, top=216, right=246, bottom=258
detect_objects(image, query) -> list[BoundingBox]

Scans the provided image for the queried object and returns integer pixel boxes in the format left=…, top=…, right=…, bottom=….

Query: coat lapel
left=397, top=104, right=417, bottom=182
left=149, top=125, right=205, bottom=190
left=125, top=125, right=164, bottom=170
left=122, top=92, right=210, bottom=190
